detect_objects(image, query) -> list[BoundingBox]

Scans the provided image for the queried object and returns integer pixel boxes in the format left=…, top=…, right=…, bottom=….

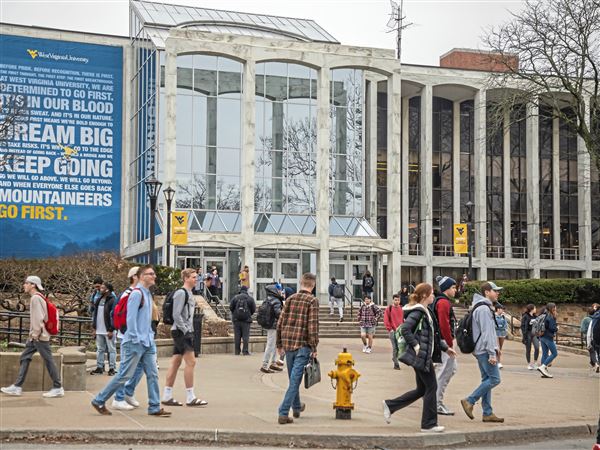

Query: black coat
left=229, top=291, right=256, bottom=323
left=399, top=305, right=448, bottom=372
left=91, top=293, right=116, bottom=332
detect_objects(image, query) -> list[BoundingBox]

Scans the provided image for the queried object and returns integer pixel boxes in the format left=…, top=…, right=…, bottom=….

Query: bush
left=153, top=265, right=181, bottom=295
left=463, top=278, right=600, bottom=304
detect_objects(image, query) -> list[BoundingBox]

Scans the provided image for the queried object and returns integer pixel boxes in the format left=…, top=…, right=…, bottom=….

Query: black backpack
left=456, top=302, right=489, bottom=354
left=256, top=299, right=276, bottom=328
left=162, top=288, right=189, bottom=325
left=332, top=284, right=345, bottom=299
left=233, top=296, right=251, bottom=321
left=364, top=276, right=374, bottom=289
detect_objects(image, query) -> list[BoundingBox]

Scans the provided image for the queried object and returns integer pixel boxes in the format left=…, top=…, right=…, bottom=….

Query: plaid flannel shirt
left=358, top=303, right=382, bottom=328
left=276, top=290, right=319, bottom=352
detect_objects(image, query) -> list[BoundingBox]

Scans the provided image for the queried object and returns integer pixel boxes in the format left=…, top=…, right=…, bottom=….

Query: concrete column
left=420, top=85, right=433, bottom=282
left=503, top=109, right=512, bottom=258
left=452, top=101, right=461, bottom=229
left=401, top=96, right=410, bottom=254
left=316, top=66, right=331, bottom=303
left=121, top=44, right=134, bottom=251
left=578, top=98, right=593, bottom=277
left=241, top=59, right=256, bottom=282
left=272, top=101, right=284, bottom=212
left=473, top=89, right=487, bottom=280
left=526, top=102, right=541, bottom=278
left=164, top=48, right=177, bottom=202
left=206, top=97, right=218, bottom=209
left=367, top=79, right=378, bottom=228
left=552, top=116, right=561, bottom=260
left=387, top=72, right=402, bottom=296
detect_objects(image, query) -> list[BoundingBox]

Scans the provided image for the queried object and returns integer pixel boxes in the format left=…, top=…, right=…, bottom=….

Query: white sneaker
left=533, top=362, right=539, bottom=369
left=125, top=395, right=140, bottom=407
left=382, top=400, right=391, bottom=424
left=537, top=364, right=553, bottom=378
left=498, top=363, right=503, bottom=369
left=366, top=347, right=372, bottom=354
left=527, top=363, right=534, bottom=370
left=421, top=425, right=445, bottom=433
left=362, top=346, right=368, bottom=353
left=1, top=385, right=22, bottom=396
left=112, top=399, right=134, bottom=411
left=42, top=387, right=64, bottom=398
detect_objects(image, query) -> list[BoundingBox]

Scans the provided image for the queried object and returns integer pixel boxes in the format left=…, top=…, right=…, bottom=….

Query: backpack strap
left=131, top=288, right=144, bottom=309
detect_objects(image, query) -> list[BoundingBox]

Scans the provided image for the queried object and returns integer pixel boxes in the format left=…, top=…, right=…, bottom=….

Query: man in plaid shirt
left=358, top=295, right=382, bottom=354
left=276, top=272, right=319, bottom=424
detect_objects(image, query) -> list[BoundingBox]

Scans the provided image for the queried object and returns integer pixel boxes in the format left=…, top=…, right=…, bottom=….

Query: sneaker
left=112, top=400, right=134, bottom=411
left=393, top=365, right=401, bottom=370
left=482, top=413, right=505, bottom=423
left=498, top=363, right=503, bottom=369
left=90, top=367, right=104, bottom=375
left=107, top=368, right=117, bottom=376
left=537, top=364, right=553, bottom=378
left=276, top=360, right=285, bottom=367
left=269, top=364, right=283, bottom=372
left=91, top=401, right=112, bottom=415
left=125, top=395, right=140, bottom=408
left=421, top=425, right=445, bottom=433
left=594, top=364, right=600, bottom=374
left=527, top=363, right=534, bottom=370
left=382, top=400, right=391, bottom=424
left=260, top=367, right=274, bottom=374
left=42, top=387, right=64, bottom=398
left=339, top=317, right=344, bottom=322
left=362, top=346, right=368, bottom=353
left=1, top=385, right=22, bottom=396
left=437, top=404, right=455, bottom=416
left=366, top=347, right=372, bottom=354
left=460, top=399, right=474, bottom=420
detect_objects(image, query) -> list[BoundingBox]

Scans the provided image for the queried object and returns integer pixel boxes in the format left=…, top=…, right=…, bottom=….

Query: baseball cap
left=25, top=275, right=44, bottom=291
left=127, top=266, right=140, bottom=278
left=488, top=281, right=504, bottom=291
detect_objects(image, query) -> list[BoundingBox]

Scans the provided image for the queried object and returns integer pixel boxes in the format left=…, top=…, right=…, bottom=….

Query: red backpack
left=36, top=294, right=59, bottom=335
left=112, top=288, right=143, bottom=333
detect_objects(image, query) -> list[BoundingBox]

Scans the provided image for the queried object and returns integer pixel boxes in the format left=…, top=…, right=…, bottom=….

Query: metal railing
left=486, top=245, right=505, bottom=258
left=433, top=244, right=458, bottom=257
left=508, top=315, right=585, bottom=349
left=540, top=247, right=555, bottom=259
left=0, top=311, right=93, bottom=346
left=560, top=248, right=579, bottom=260
left=593, top=249, right=600, bottom=261
left=204, top=289, right=230, bottom=320
left=401, top=243, right=421, bottom=256
left=345, top=284, right=363, bottom=320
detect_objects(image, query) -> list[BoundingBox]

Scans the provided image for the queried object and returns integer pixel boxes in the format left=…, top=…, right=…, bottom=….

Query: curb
left=1, top=423, right=596, bottom=449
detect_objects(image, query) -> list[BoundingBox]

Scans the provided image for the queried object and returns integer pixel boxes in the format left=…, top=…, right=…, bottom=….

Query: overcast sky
left=0, top=0, right=525, bottom=66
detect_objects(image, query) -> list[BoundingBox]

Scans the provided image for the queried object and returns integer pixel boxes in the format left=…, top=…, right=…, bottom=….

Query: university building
left=2, top=0, right=599, bottom=303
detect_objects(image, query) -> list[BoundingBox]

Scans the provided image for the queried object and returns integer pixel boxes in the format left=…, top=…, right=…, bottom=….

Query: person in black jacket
left=260, top=285, right=284, bottom=373
left=382, top=282, right=456, bottom=433
left=91, top=282, right=117, bottom=376
left=520, top=304, right=540, bottom=370
left=229, top=286, right=256, bottom=355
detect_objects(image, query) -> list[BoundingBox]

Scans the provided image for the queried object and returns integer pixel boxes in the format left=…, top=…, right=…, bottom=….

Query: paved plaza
left=1, top=338, right=598, bottom=448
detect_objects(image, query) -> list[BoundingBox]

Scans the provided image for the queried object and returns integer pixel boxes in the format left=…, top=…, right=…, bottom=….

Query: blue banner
left=0, top=35, right=123, bottom=258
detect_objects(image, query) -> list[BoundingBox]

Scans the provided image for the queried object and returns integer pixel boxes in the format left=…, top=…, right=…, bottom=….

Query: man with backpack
left=587, top=307, right=600, bottom=374
left=383, top=293, right=404, bottom=370
left=229, top=285, right=256, bottom=355
left=432, top=275, right=458, bottom=416
left=1, top=276, right=64, bottom=398
left=161, top=268, right=207, bottom=407
left=328, top=277, right=345, bottom=322
left=91, top=265, right=171, bottom=417
left=258, top=284, right=284, bottom=373
left=90, top=282, right=118, bottom=376
left=460, top=282, right=504, bottom=423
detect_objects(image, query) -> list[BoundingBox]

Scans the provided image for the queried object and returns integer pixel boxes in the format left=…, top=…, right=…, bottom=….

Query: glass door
left=329, top=262, right=347, bottom=299
left=204, top=257, right=226, bottom=301
left=279, top=259, right=299, bottom=294
left=255, top=259, right=276, bottom=302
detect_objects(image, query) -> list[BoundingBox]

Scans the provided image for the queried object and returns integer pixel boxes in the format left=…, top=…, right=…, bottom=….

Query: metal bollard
left=193, top=310, right=204, bottom=357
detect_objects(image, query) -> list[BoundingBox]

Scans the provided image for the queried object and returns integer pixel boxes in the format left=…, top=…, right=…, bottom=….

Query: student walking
left=587, top=307, right=600, bottom=374
left=328, top=277, right=344, bottom=322
left=582, top=305, right=600, bottom=371
left=383, top=293, right=404, bottom=369
left=494, top=304, right=508, bottom=369
left=193, top=267, right=205, bottom=296
left=432, top=275, right=458, bottom=416
left=259, top=285, right=284, bottom=373
left=358, top=295, right=382, bottom=353
left=91, top=265, right=171, bottom=417
left=239, top=265, right=250, bottom=290
left=229, top=286, right=256, bottom=355
left=1, top=276, right=64, bottom=398
left=90, top=282, right=118, bottom=376
left=538, top=302, right=559, bottom=379
left=520, top=304, right=540, bottom=370
left=460, top=282, right=504, bottom=423
left=362, top=271, right=375, bottom=299
left=382, top=283, right=455, bottom=433
left=276, top=273, right=319, bottom=424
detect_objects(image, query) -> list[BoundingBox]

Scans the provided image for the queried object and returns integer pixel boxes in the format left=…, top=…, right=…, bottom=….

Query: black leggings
left=385, top=367, right=437, bottom=429
left=523, top=334, right=540, bottom=363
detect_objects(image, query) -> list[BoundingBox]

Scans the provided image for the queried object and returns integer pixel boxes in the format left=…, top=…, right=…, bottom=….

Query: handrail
left=509, top=315, right=584, bottom=349
left=0, top=311, right=93, bottom=346
left=203, top=289, right=229, bottom=320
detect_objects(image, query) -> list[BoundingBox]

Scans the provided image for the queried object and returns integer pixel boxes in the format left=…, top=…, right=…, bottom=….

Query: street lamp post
left=465, top=200, right=475, bottom=281
left=163, top=186, right=175, bottom=267
left=145, top=177, right=162, bottom=265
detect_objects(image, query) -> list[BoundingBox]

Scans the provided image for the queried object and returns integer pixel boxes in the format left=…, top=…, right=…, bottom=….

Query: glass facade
left=486, top=104, right=504, bottom=257
left=592, top=163, right=600, bottom=260
left=509, top=104, right=527, bottom=258
left=459, top=100, right=475, bottom=223
left=539, top=105, right=554, bottom=258
left=408, top=97, right=421, bottom=253
left=559, top=108, right=578, bottom=258
left=376, top=87, right=388, bottom=238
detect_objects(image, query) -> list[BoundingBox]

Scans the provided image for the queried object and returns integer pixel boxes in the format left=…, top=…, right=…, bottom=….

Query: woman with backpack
left=382, top=282, right=456, bottom=433
left=538, top=303, right=558, bottom=379
left=520, top=304, right=540, bottom=370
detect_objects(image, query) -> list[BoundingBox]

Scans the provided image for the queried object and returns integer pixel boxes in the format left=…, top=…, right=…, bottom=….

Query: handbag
left=303, top=356, right=321, bottom=389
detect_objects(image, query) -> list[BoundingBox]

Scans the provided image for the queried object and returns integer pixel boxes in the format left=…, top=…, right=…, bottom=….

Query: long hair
left=408, top=282, right=433, bottom=305
left=546, top=302, right=557, bottom=317
left=525, top=304, right=535, bottom=314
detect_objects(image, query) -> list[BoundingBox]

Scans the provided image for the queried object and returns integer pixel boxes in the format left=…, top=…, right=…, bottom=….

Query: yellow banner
left=171, top=211, right=188, bottom=246
left=453, top=223, right=468, bottom=254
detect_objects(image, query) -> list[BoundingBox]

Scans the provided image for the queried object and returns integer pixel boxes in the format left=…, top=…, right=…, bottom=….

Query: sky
left=0, top=0, right=526, bottom=66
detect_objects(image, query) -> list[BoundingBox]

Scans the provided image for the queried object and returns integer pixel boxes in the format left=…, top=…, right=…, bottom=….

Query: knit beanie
left=436, top=275, right=456, bottom=293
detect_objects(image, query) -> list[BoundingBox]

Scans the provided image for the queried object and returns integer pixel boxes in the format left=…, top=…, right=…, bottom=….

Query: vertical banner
left=453, top=223, right=468, bottom=254
left=171, top=211, right=188, bottom=245
left=0, top=34, right=122, bottom=258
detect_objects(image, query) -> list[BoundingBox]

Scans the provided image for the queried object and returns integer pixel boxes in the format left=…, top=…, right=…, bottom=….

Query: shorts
left=361, top=326, right=376, bottom=335
left=171, top=329, right=194, bottom=355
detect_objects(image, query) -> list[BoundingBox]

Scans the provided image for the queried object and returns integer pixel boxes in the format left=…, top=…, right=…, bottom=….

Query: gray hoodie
left=471, top=293, right=497, bottom=358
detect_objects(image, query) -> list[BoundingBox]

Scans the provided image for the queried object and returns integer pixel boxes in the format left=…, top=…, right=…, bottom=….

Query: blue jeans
left=96, top=334, right=116, bottom=370
left=540, top=336, right=558, bottom=366
left=92, top=341, right=160, bottom=414
left=278, top=346, right=311, bottom=417
left=114, top=338, right=147, bottom=401
left=467, top=353, right=501, bottom=416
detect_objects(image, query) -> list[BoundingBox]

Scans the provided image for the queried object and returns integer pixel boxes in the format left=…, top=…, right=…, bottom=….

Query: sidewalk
left=1, top=338, right=598, bottom=449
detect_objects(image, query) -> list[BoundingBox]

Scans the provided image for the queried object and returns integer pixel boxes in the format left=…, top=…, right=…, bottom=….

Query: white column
left=401, top=96, right=410, bottom=255
left=578, top=98, right=593, bottom=277
left=503, top=109, right=512, bottom=258
left=316, top=66, right=331, bottom=303
left=526, top=102, right=541, bottom=278
left=453, top=101, right=461, bottom=229
left=367, top=79, right=378, bottom=228
left=552, top=116, right=561, bottom=260
left=387, top=72, right=402, bottom=297
left=241, top=58, right=256, bottom=278
left=164, top=48, right=177, bottom=199
left=473, top=89, right=487, bottom=280
left=121, top=45, right=134, bottom=251
left=420, top=85, right=433, bottom=282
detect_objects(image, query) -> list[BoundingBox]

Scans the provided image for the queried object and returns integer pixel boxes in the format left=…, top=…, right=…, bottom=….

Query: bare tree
left=0, top=83, right=30, bottom=169
left=483, top=0, right=600, bottom=172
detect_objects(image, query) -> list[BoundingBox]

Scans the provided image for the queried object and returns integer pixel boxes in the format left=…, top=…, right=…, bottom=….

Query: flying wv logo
left=27, top=49, right=39, bottom=59
left=175, top=215, right=185, bottom=225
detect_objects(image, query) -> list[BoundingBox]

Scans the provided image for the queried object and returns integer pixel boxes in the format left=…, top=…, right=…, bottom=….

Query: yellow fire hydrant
left=327, top=347, right=361, bottom=419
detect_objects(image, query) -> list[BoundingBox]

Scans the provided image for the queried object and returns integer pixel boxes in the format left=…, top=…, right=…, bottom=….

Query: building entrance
left=255, top=255, right=300, bottom=302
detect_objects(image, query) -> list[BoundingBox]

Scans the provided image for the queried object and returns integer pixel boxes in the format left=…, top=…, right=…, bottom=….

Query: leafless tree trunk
left=0, top=83, right=30, bottom=169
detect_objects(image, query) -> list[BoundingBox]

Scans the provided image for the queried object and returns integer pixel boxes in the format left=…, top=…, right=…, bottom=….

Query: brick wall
left=440, top=49, right=518, bottom=72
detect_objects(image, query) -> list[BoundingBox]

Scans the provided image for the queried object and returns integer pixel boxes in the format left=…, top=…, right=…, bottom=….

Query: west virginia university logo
left=456, top=226, right=465, bottom=236
left=175, top=214, right=185, bottom=225
left=27, top=49, right=39, bottom=59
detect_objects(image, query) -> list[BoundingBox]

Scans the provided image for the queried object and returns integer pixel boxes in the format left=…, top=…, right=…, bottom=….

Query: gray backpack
left=531, top=314, right=547, bottom=337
